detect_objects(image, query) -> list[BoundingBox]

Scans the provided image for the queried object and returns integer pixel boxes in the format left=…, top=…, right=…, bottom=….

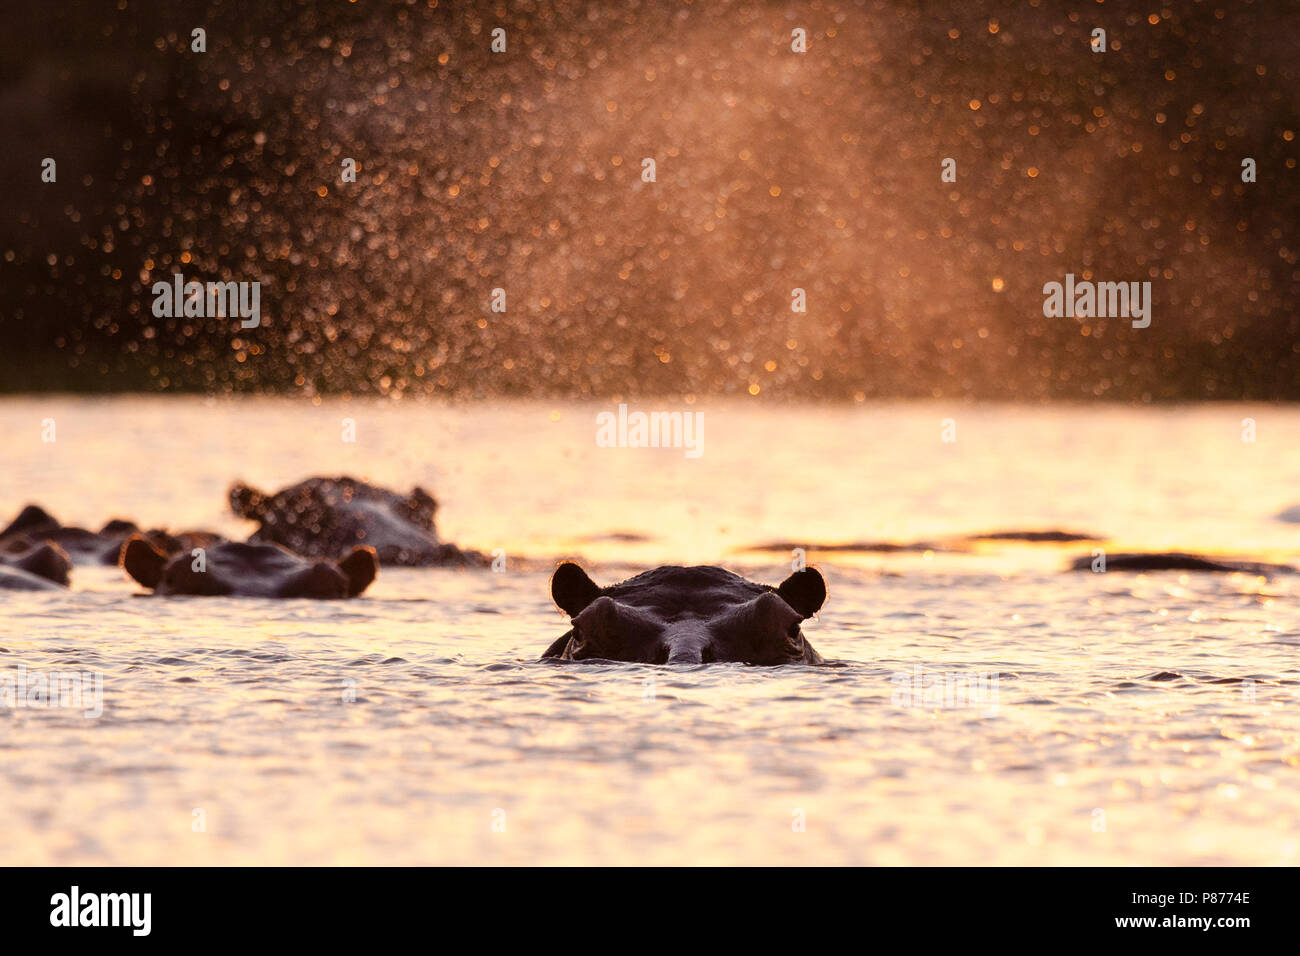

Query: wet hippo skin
left=543, top=562, right=827, bottom=665
left=0, top=534, right=72, bottom=589
left=229, top=476, right=485, bottom=567
left=121, top=535, right=378, bottom=598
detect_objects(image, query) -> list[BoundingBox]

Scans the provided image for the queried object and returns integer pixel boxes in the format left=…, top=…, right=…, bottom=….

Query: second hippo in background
left=228, top=476, right=487, bottom=567
left=122, top=535, right=378, bottom=598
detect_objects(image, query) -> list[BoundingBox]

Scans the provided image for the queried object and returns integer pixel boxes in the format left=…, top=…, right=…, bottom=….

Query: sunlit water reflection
left=1, top=398, right=1298, bottom=864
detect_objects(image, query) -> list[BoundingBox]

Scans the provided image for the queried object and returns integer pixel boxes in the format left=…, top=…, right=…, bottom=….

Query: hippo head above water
left=122, top=535, right=378, bottom=598
left=543, top=563, right=828, bottom=665
left=228, top=476, right=464, bottom=566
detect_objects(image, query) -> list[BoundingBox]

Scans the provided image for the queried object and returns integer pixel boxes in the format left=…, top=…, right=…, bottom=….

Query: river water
left=1, top=397, right=1298, bottom=864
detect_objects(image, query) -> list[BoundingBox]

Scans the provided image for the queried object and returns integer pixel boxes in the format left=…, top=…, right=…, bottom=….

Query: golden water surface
left=1, top=397, right=1298, bottom=864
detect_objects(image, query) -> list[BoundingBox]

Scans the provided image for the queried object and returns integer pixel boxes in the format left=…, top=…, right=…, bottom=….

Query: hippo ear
left=121, top=534, right=167, bottom=589
left=551, top=561, right=602, bottom=616
left=1, top=504, right=59, bottom=539
left=228, top=482, right=267, bottom=519
left=338, top=546, right=379, bottom=597
left=16, top=542, right=71, bottom=587
left=775, top=567, right=826, bottom=619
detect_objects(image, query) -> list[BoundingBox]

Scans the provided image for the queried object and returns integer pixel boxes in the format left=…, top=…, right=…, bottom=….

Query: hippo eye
left=569, top=624, right=604, bottom=659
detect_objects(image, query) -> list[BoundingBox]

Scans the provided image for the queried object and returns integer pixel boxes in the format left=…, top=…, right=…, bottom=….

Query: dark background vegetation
left=0, top=0, right=1296, bottom=400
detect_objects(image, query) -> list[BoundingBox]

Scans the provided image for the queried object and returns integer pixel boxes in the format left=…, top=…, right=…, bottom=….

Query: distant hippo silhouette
left=121, top=534, right=378, bottom=598
left=0, top=535, right=71, bottom=590
left=0, top=504, right=220, bottom=566
left=229, top=476, right=485, bottom=566
left=1070, top=552, right=1294, bottom=574
left=543, top=563, right=827, bottom=664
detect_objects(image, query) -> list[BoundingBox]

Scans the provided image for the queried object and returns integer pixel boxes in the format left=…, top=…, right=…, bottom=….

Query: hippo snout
left=662, top=623, right=713, bottom=665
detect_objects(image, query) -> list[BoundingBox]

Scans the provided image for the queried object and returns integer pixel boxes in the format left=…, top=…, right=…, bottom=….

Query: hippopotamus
left=0, top=535, right=72, bottom=590
left=121, top=534, right=378, bottom=598
left=229, top=476, right=485, bottom=566
left=543, top=563, right=828, bottom=664
left=0, top=504, right=221, bottom=566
